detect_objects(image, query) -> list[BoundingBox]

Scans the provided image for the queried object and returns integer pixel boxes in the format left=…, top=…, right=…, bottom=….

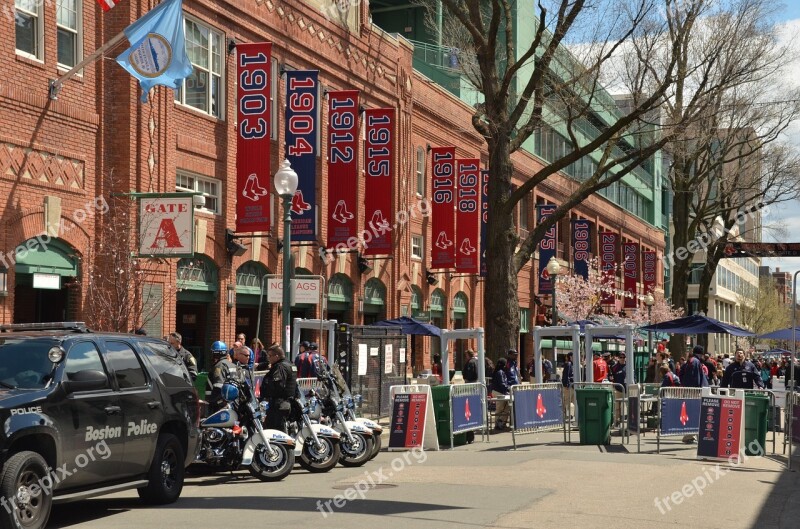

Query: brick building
left=2, top=0, right=665, bottom=371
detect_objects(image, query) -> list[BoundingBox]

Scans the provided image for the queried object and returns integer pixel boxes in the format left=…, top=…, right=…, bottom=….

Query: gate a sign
left=139, top=195, right=194, bottom=257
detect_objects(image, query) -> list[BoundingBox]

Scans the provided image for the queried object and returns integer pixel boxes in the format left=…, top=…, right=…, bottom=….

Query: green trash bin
left=575, top=387, right=613, bottom=445
left=744, top=393, right=769, bottom=456
left=431, top=385, right=467, bottom=447
left=194, top=372, right=209, bottom=398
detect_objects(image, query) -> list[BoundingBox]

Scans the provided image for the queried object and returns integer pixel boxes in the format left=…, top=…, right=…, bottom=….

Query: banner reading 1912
left=623, top=241, right=640, bottom=308
left=236, top=42, right=272, bottom=233
left=285, top=70, right=318, bottom=241
left=326, top=90, right=359, bottom=248
left=537, top=204, right=557, bottom=294
left=480, top=169, right=489, bottom=277
left=455, top=159, right=480, bottom=273
left=431, top=147, right=456, bottom=269
left=363, top=108, right=394, bottom=256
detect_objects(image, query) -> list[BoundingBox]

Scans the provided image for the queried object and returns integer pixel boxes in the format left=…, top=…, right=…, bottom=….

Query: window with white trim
left=416, top=146, right=425, bottom=196
left=56, top=0, right=81, bottom=68
left=411, top=234, right=423, bottom=260
left=175, top=18, right=223, bottom=118
left=176, top=171, right=220, bottom=214
left=15, top=0, right=43, bottom=59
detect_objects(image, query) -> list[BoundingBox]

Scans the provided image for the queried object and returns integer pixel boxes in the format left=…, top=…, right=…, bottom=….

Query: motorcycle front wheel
left=339, top=432, right=373, bottom=467
left=248, top=442, right=295, bottom=482
left=369, top=432, right=382, bottom=460
left=298, top=436, right=341, bottom=473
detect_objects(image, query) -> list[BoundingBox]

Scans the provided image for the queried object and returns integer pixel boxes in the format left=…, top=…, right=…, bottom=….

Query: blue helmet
left=211, top=341, right=228, bottom=354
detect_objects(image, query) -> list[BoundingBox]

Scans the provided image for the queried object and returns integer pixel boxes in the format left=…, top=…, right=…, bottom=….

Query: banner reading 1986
left=600, top=232, right=618, bottom=304
left=285, top=70, right=318, bottom=241
left=623, top=241, right=640, bottom=308
left=572, top=219, right=591, bottom=280
left=455, top=159, right=480, bottom=273
left=363, top=108, right=394, bottom=256
left=431, top=147, right=456, bottom=269
left=480, top=169, right=489, bottom=277
left=537, top=204, right=557, bottom=294
left=326, top=90, right=359, bottom=248
left=236, top=42, right=272, bottom=233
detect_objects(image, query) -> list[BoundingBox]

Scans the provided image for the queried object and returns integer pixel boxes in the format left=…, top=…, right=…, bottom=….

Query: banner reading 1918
left=285, top=70, right=318, bottom=241
left=480, top=169, right=489, bottom=277
left=600, top=232, right=618, bottom=304
left=537, top=204, right=557, bottom=294
left=455, top=159, right=480, bottom=273
left=623, top=242, right=640, bottom=308
left=236, top=42, right=272, bottom=233
left=572, top=219, right=591, bottom=280
left=643, top=250, right=657, bottom=295
left=363, top=108, right=394, bottom=256
left=326, top=90, right=359, bottom=248
left=431, top=147, right=456, bottom=269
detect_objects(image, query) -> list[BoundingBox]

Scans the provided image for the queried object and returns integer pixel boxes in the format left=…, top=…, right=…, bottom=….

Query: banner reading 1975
left=363, top=108, right=394, bottom=256
left=537, top=204, right=557, bottom=294
left=480, top=169, right=489, bottom=277
left=326, top=90, right=359, bottom=248
left=285, top=70, right=318, bottom=241
left=236, top=42, right=272, bottom=233
left=431, top=147, right=456, bottom=269
left=455, top=159, right=480, bottom=273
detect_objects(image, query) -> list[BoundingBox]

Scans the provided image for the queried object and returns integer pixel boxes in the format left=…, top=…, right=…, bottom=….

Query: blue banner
left=572, top=219, right=592, bottom=280
left=660, top=398, right=701, bottom=436
left=514, top=388, right=563, bottom=430
left=479, top=169, right=489, bottom=277
left=537, top=204, right=557, bottom=293
left=452, top=394, right=483, bottom=433
left=285, top=70, right=319, bottom=241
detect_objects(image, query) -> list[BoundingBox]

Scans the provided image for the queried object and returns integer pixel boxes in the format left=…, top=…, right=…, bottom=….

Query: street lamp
left=645, top=293, right=655, bottom=365
left=546, top=256, right=561, bottom=326
left=274, top=160, right=298, bottom=353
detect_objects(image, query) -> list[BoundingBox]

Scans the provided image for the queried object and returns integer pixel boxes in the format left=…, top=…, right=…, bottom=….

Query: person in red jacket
left=593, top=351, right=608, bottom=382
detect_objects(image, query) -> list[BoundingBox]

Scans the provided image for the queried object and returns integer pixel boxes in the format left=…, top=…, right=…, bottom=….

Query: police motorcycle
left=342, top=389, right=383, bottom=460
left=311, top=360, right=374, bottom=467
left=195, top=344, right=295, bottom=481
left=282, top=387, right=342, bottom=473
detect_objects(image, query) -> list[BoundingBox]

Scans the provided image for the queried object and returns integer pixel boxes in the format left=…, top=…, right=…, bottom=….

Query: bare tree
left=738, top=277, right=789, bottom=338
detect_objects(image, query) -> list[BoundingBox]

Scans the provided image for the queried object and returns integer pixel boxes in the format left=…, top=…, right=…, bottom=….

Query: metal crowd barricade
left=570, top=382, right=628, bottom=445
left=741, top=388, right=777, bottom=456
left=448, top=383, right=488, bottom=449
left=510, top=383, right=566, bottom=449
left=628, top=384, right=641, bottom=453
left=783, top=390, right=800, bottom=460
left=657, top=387, right=702, bottom=454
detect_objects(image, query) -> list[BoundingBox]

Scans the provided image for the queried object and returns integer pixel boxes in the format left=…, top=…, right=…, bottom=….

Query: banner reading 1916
left=537, top=204, right=557, bottom=294
left=480, top=169, right=489, bottom=277
left=431, top=147, right=456, bottom=269
left=623, top=241, right=640, bottom=308
left=236, top=42, right=272, bottom=233
left=363, top=108, right=394, bottom=256
left=326, top=90, right=359, bottom=248
left=600, top=232, right=618, bottom=304
left=285, top=70, right=318, bottom=241
left=455, top=159, right=480, bottom=273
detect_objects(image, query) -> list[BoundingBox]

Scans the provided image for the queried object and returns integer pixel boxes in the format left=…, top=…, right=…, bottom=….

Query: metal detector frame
left=291, top=318, right=337, bottom=363
left=440, top=328, right=486, bottom=386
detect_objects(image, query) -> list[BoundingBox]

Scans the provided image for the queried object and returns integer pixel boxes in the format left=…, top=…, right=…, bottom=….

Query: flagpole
left=49, top=32, right=128, bottom=100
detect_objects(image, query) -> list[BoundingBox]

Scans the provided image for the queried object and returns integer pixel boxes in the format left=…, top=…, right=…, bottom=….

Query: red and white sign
left=96, top=0, right=118, bottom=11
left=266, top=277, right=321, bottom=305
left=363, top=108, right=394, bottom=256
left=431, top=147, right=456, bottom=269
left=599, top=232, right=618, bottom=304
left=643, top=250, right=657, bottom=295
left=139, top=196, right=194, bottom=256
left=455, top=159, right=480, bottom=273
left=236, top=42, right=272, bottom=233
left=623, top=242, right=640, bottom=308
left=326, top=90, right=359, bottom=248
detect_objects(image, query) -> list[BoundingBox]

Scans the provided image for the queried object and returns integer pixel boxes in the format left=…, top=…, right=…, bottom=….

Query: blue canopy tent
left=373, top=317, right=442, bottom=379
left=757, top=327, right=800, bottom=341
left=640, top=314, right=755, bottom=337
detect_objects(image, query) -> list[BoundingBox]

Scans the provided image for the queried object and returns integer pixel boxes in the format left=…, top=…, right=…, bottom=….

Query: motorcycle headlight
left=354, top=394, right=364, bottom=406
left=336, top=402, right=344, bottom=412
left=260, top=401, right=269, bottom=414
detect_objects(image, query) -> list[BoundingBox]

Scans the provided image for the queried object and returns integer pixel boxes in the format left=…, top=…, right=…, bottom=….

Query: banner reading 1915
left=537, top=204, right=557, bottom=294
left=623, top=241, right=640, bottom=308
left=363, top=108, right=394, bottom=256
left=480, top=169, right=489, bottom=277
left=285, top=70, right=318, bottom=241
left=455, top=159, right=480, bottom=273
left=326, top=90, right=359, bottom=248
left=431, top=147, right=456, bottom=269
left=236, top=42, right=272, bottom=233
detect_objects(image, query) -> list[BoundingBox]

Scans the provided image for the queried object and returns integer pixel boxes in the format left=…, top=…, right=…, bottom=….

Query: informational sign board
left=513, top=387, right=563, bottom=430
left=660, top=398, right=701, bottom=436
left=266, top=277, right=321, bottom=304
left=697, top=388, right=745, bottom=462
left=357, top=344, right=368, bottom=376
left=139, top=195, right=194, bottom=257
left=384, top=344, right=393, bottom=374
left=387, top=387, right=438, bottom=451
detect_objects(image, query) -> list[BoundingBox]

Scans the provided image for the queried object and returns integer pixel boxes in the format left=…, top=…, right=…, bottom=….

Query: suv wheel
left=137, top=433, right=185, bottom=505
left=0, top=451, right=52, bottom=529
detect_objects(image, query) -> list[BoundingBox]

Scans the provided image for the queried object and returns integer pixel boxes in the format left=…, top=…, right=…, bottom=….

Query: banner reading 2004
left=363, top=108, right=394, bottom=256
left=285, top=70, right=318, bottom=241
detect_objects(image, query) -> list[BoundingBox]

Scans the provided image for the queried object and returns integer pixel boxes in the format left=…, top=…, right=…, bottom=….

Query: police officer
left=721, top=348, right=764, bottom=389
left=208, top=341, right=238, bottom=412
left=168, top=332, right=198, bottom=381
left=294, top=341, right=311, bottom=375
left=261, top=344, right=298, bottom=431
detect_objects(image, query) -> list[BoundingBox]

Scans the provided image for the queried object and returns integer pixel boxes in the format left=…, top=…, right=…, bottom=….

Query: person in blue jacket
left=492, top=358, right=511, bottom=430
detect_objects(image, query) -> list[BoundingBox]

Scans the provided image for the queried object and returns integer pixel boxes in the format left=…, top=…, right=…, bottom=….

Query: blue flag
left=116, top=0, right=192, bottom=102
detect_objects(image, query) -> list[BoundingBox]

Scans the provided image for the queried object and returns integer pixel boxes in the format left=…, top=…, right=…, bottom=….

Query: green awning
left=15, top=239, right=78, bottom=277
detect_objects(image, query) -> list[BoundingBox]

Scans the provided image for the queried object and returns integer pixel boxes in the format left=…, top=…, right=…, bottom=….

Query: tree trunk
left=696, top=245, right=725, bottom=351
left=668, top=163, right=693, bottom=358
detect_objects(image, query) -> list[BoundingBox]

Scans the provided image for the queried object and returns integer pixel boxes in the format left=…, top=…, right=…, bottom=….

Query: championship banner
left=363, top=108, right=395, bottom=255
left=623, top=242, right=640, bottom=308
left=480, top=169, right=489, bottom=277
left=537, top=204, right=557, bottom=294
left=284, top=70, right=319, bottom=241
left=599, top=232, right=618, bottom=304
left=643, top=250, right=657, bottom=295
left=431, top=147, right=456, bottom=268
left=455, top=159, right=480, bottom=273
left=571, top=219, right=592, bottom=280
left=236, top=42, right=272, bottom=233
left=326, top=90, right=359, bottom=248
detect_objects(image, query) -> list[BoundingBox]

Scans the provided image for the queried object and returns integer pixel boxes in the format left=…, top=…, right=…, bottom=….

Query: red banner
left=599, top=232, right=618, bottom=304
left=326, top=90, right=359, bottom=249
left=623, top=242, right=640, bottom=308
left=643, top=250, right=657, bottom=295
left=455, top=159, right=480, bottom=273
left=235, top=42, right=272, bottom=233
left=363, top=108, right=394, bottom=256
left=430, top=147, right=456, bottom=269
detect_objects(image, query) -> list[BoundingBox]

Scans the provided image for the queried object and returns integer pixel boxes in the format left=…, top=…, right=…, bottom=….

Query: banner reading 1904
left=363, top=108, right=394, bottom=256
left=455, top=159, right=480, bottom=273
left=285, top=70, right=318, bottom=241
left=236, top=42, right=272, bottom=233
left=326, top=90, right=359, bottom=248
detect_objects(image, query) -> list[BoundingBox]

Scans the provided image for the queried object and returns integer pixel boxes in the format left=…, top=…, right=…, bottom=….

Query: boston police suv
left=0, top=322, right=201, bottom=529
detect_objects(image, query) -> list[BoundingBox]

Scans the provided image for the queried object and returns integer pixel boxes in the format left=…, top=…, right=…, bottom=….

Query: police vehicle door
left=62, top=340, right=124, bottom=488
left=104, top=340, right=161, bottom=476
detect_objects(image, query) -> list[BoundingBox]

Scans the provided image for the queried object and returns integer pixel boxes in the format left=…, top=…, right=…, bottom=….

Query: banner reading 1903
left=431, top=147, right=456, bottom=269
left=285, top=70, right=318, bottom=241
left=537, top=204, right=557, bottom=294
left=455, top=159, right=480, bottom=273
left=480, top=169, right=489, bottom=277
left=236, top=42, right=272, bottom=233
left=326, top=90, right=359, bottom=248
left=363, top=108, right=394, bottom=256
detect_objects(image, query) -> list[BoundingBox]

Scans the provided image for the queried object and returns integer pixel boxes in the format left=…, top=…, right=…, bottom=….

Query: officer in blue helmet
left=209, top=341, right=237, bottom=412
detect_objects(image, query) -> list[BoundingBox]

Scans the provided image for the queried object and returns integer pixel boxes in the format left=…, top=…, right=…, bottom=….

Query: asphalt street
left=49, top=430, right=800, bottom=529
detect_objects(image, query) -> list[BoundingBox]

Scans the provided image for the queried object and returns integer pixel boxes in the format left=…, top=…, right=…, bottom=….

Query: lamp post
left=546, top=256, right=561, bottom=326
left=274, top=160, right=298, bottom=353
left=645, top=293, right=654, bottom=381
